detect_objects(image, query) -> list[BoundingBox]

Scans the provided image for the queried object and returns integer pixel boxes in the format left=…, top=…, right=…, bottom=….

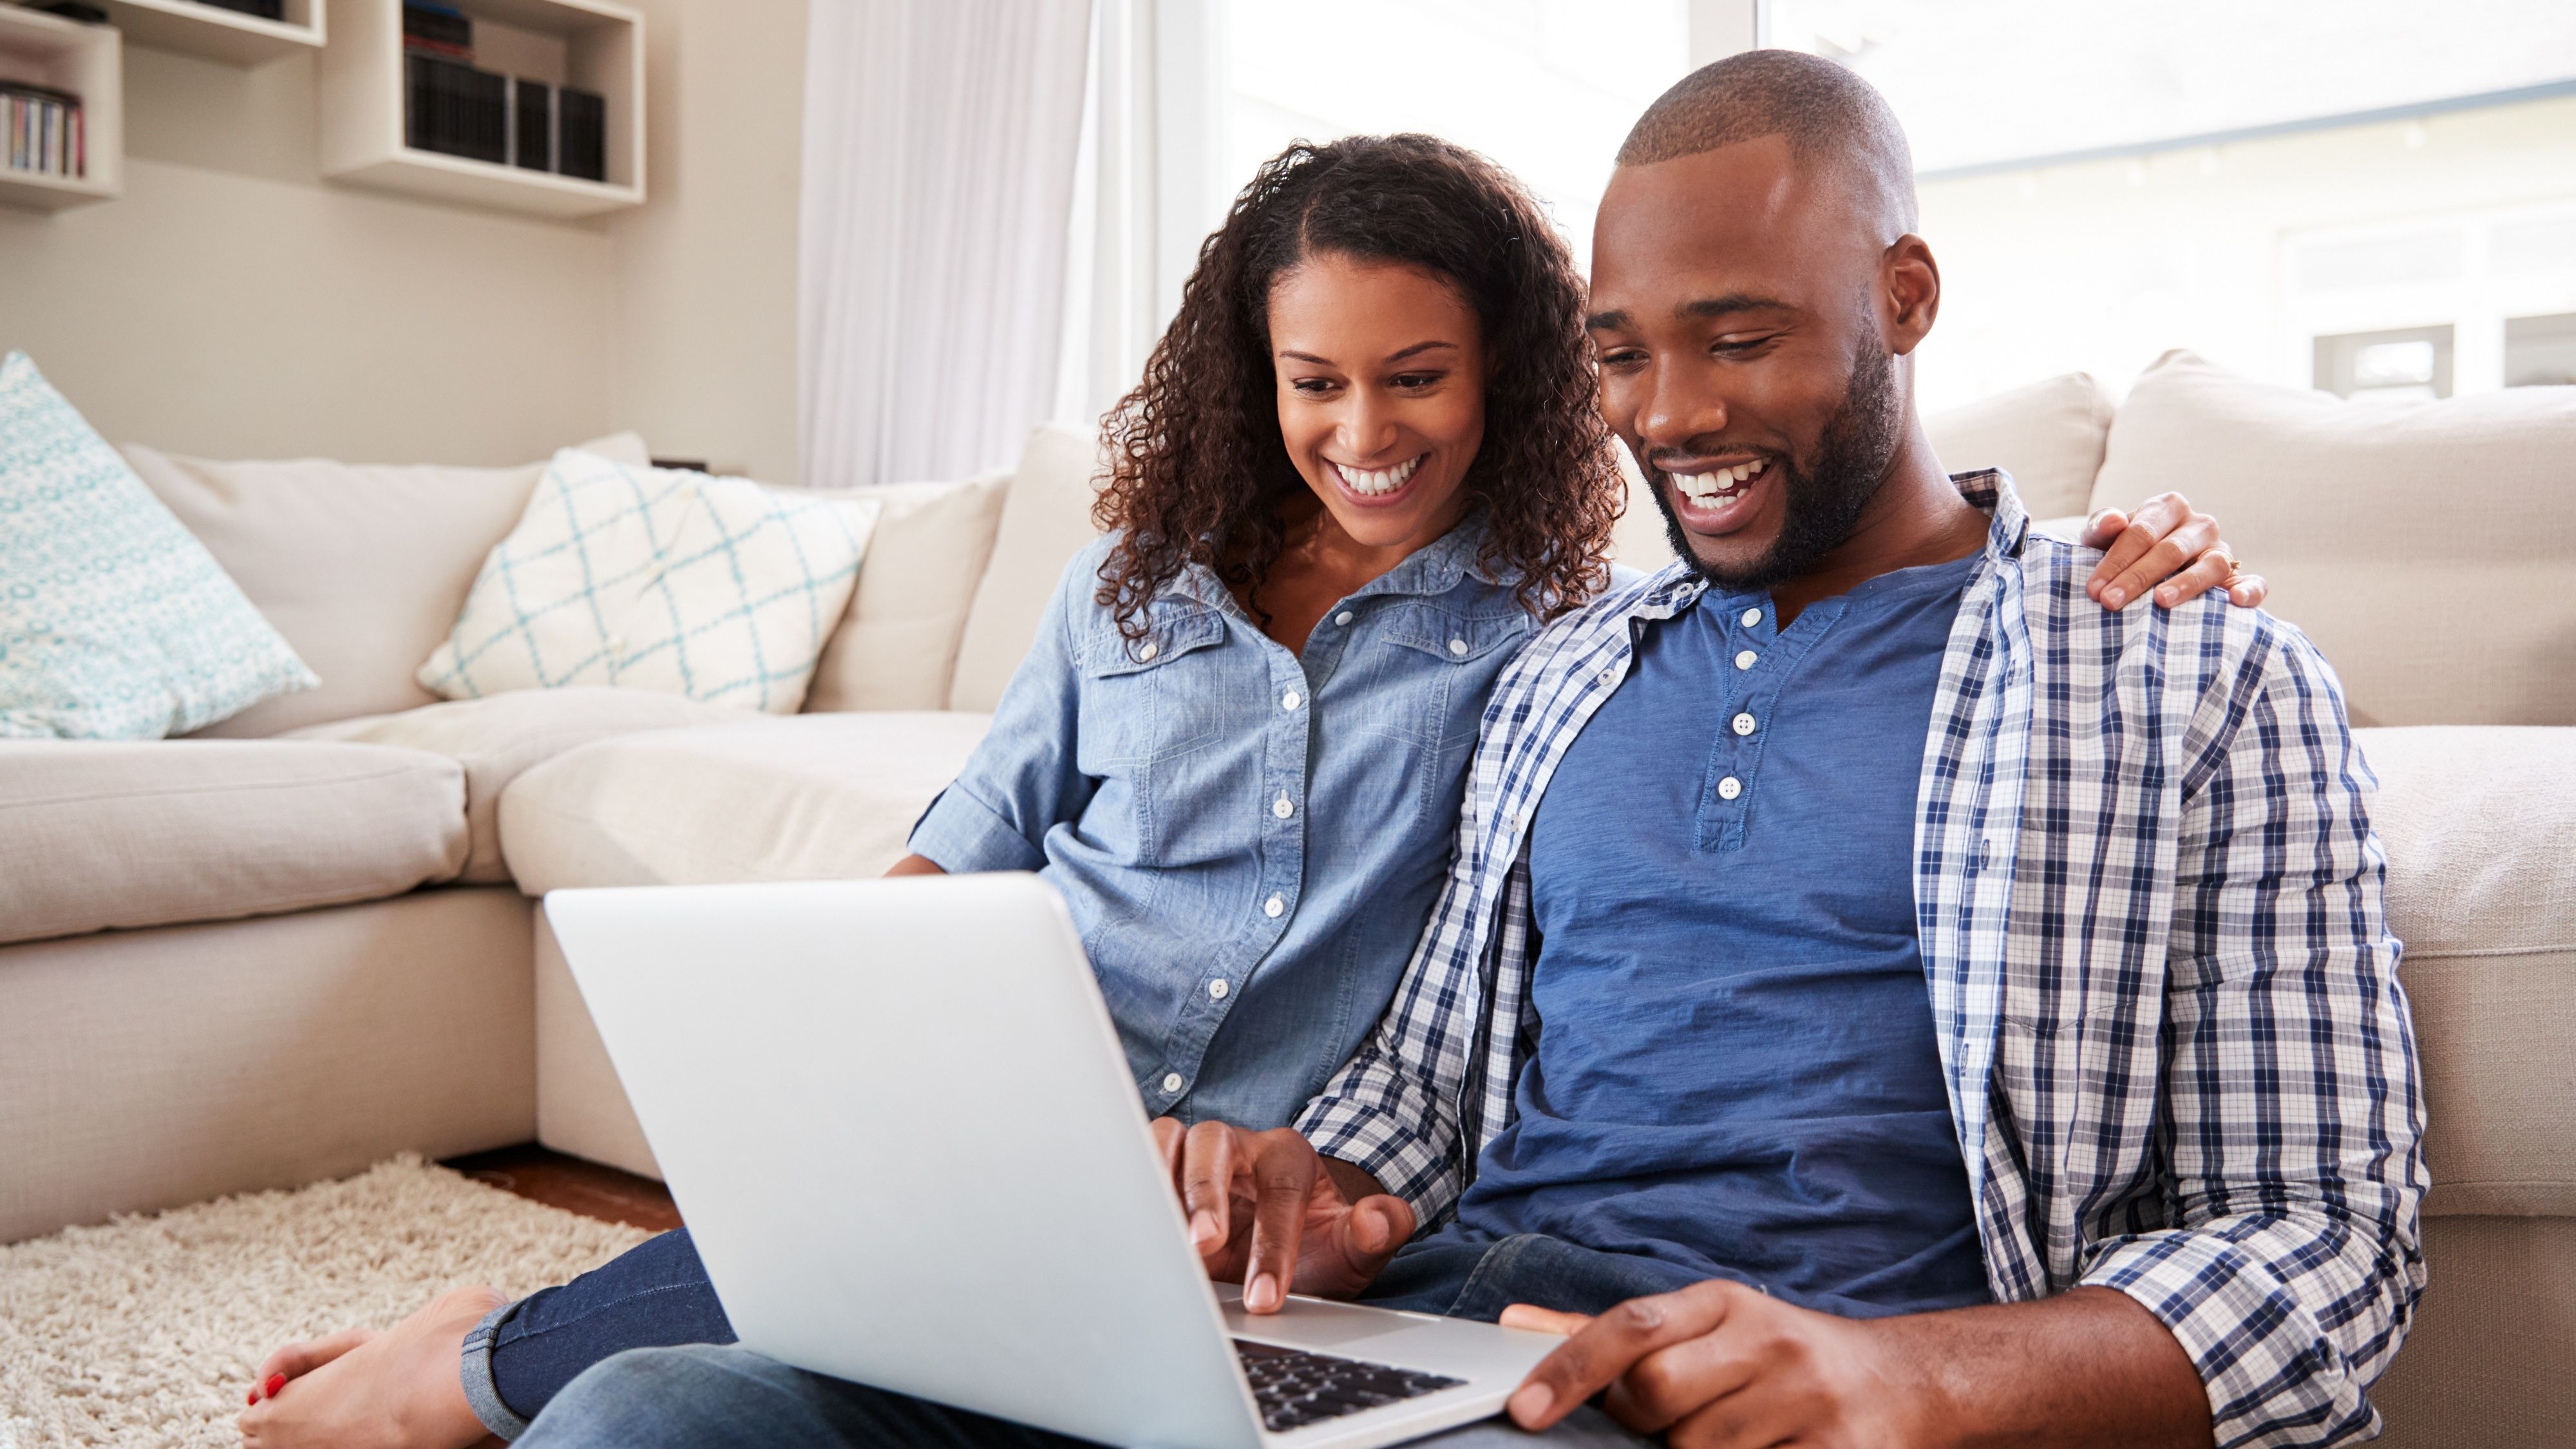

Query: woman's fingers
left=2151, top=548, right=2237, bottom=608
left=2100, top=511, right=2218, bottom=610
left=2228, top=571, right=2269, bottom=608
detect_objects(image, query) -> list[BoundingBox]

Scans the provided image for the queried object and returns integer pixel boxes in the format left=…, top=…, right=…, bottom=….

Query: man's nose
left=1634, top=359, right=1727, bottom=455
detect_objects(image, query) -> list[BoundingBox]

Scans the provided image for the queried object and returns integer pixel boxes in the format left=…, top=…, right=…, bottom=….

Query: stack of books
left=3, top=82, right=84, bottom=182
left=402, top=3, right=609, bottom=183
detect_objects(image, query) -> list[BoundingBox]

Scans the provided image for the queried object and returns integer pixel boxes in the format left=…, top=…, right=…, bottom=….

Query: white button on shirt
left=1334, top=611, right=1354, bottom=626
left=1718, top=775, right=1743, bottom=800
left=1282, top=691, right=1301, bottom=711
left=1735, top=650, right=1757, bottom=670
left=1137, top=641, right=1159, bottom=661
left=1264, top=894, right=1285, bottom=918
left=1741, top=608, right=1763, bottom=628
left=1273, top=793, right=1295, bottom=819
left=1162, top=1072, right=1184, bottom=1092
left=1448, top=638, right=1469, bottom=656
left=1733, top=712, right=1757, bottom=736
left=1208, top=979, right=1230, bottom=999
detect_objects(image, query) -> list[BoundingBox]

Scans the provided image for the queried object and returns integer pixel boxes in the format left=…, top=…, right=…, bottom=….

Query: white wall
left=0, top=1, right=806, bottom=477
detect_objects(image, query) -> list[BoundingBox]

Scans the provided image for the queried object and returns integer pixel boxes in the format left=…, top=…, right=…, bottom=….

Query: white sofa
left=2, top=354, right=2568, bottom=1447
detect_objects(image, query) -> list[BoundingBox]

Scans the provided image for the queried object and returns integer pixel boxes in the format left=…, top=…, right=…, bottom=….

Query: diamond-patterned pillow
left=0, top=352, right=317, bottom=739
left=418, top=450, right=880, bottom=713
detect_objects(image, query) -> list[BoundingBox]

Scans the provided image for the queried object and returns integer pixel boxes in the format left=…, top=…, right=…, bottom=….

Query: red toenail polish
left=265, top=1373, right=287, bottom=1397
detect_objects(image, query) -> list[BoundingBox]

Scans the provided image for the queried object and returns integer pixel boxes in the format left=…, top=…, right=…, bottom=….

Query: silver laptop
left=547, top=874, right=1563, bottom=1449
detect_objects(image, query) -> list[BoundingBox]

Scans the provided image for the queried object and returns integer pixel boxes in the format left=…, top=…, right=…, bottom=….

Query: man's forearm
left=1885, top=1286, right=2211, bottom=1449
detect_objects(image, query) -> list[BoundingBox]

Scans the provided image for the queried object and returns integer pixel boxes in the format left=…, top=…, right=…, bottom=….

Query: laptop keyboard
left=1235, top=1339, right=1466, bottom=1432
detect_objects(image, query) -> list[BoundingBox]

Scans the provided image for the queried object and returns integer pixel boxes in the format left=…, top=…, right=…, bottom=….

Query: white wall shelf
left=319, top=0, right=641, bottom=220
left=0, top=4, right=120, bottom=212
left=100, top=0, right=323, bottom=67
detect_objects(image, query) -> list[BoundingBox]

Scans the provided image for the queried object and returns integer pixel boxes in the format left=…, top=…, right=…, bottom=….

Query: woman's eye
left=1291, top=378, right=1338, bottom=395
left=1391, top=372, right=1441, bottom=390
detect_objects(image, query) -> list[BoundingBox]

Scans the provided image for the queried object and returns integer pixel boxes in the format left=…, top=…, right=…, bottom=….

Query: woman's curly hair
left=1092, top=133, right=1624, bottom=637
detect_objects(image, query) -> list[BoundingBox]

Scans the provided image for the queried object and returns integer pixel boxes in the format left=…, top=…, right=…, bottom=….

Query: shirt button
left=1741, top=607, right=1762, bottom=628
left=1208, top=978, right=1229, bottom=999
left=1273, top=793, right=1294, bottom=819
left=1335, top=611, right=1354, bottom=626
left=1596, top=668, right=1616, bottom=686
left=1264, top=894, right=1285, bottom=918
left=1718, top=775, right=1743, bottom=800
left=1137, top=641, right=1159, bottom=661
left=1282, top=690, right=1300, bottom=710
left=1448, top=638, right=1468, bottom=656
left=605, top=634, right=627, bottom=653
left=1161, top=1072, right=1184, bottom=1093
left=1732, top=712, right=1757, bottom=736
left=1734, top=650, right=1757, bottom=670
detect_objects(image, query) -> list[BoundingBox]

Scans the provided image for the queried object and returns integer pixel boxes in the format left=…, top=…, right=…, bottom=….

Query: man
left=519, top=50, right=2423, bottom=1449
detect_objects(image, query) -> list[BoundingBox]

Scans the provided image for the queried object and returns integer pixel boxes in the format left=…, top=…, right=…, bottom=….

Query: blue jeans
left=486, top=1226, right=1705, bottom=1444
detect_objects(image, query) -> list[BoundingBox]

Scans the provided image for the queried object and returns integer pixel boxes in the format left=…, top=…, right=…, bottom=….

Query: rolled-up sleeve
left=2081, top=626, right=2427, bottom=1449
left=907, top=554, right=1098, bottom=875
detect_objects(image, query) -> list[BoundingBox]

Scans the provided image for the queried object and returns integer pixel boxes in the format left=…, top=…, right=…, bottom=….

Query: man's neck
left=1767, top=418, right=1986, bottom=626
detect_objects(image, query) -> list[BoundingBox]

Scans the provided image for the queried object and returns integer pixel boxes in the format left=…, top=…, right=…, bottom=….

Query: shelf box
left=319, top=0, right=642, bottom=220
left=0, top=5, right=122, bottom=212
left=99, top=0, right=325, bottom=67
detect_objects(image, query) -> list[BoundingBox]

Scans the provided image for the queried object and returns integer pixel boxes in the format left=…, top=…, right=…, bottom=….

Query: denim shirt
left=909, top=519, right=1533, bottom=1129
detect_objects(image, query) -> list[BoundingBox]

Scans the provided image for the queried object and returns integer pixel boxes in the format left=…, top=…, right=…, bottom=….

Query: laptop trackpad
left=1217, top=1287, right=1444, bottom=1349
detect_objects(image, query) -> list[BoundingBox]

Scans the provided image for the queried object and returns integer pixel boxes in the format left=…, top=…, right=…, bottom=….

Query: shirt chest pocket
left=1077, top=609, right=1235, bottom=767
left=1357, top=602, right=1525, bottom=747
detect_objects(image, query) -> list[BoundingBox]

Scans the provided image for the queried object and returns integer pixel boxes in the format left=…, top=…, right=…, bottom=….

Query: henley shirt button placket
left=1734, top=649, right=1757, bottom=670
left=1732, top=712, right=1757, bottom=737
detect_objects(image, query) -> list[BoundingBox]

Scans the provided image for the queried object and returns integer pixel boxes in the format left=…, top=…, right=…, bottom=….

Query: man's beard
left=1651, top=334, right=1904, bottom=593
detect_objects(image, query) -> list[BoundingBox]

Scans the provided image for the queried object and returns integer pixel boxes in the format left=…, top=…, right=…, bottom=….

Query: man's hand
left=1150, top=1119, right=1416, bottom=1312
left=1499, top=1283, right=2213, bottom=1449
left=2081, top=491, right=2266, bottom=611
left=1497, top=1283, right=1925, bottom=1448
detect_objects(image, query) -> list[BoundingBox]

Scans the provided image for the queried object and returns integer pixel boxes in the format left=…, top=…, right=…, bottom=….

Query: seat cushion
left=2094, top=351, right=2576, bottom=726
left=949, top=425, right=1103, bottom=712
left=2358, top=725, right=2576, bottom=1217
left=128, top=432, right=650, bottom=739
left=803, top=469, right=1013, bottom=714
left=287, top=688, right=752, bottom=884
left=500, top=712, right=990, bottom=894
left=0, top=739, right=468, bottom=945
left=1924, top=370, right=2116, bottom=522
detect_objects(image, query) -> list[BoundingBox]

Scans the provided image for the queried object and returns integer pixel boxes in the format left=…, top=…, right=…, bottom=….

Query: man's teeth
left=1336, top=455, right=1421, bottom=496
left=1672, top=460, right=1766, bottom=504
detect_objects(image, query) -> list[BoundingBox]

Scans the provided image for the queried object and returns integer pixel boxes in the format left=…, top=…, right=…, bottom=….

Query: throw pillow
left=0, top=352, right=317, bottom=740
left=418, top=450, right=881, bottom=713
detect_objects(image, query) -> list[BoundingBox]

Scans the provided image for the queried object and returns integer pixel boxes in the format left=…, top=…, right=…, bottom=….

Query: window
left=1771, top=0, right=2576, bottom=410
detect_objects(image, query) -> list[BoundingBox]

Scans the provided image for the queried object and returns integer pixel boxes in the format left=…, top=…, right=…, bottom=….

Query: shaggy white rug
left=0, top=1157, right=652, bottom=1449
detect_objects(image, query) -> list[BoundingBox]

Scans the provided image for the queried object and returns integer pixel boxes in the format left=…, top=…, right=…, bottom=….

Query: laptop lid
left=547, top=875, right=1265, bottom=1449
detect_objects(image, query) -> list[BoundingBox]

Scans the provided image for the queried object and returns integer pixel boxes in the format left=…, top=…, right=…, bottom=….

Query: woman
left=238, top=134, right=2247, bottom=1449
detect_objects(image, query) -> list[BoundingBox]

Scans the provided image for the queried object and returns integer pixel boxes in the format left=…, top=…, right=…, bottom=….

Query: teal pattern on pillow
left=0, top=352, right=317, bottom=739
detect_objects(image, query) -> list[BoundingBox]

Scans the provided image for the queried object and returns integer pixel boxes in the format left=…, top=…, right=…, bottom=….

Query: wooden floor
left=443, top=1143, right=683, bottom=1233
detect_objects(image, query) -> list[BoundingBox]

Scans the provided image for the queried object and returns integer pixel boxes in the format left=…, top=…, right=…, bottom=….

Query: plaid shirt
left=1299, top=472, right=2427, bottom=1448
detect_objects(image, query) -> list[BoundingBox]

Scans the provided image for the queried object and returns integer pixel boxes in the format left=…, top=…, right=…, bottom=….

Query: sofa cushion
left=287, top=688, right=752, bottom=884
left=417, top=451, right=880, bottom=714
left=126, top=432, right=651, bottom=739
left=804, top=469, right=1013, bottom=713
left=1924, top=371, right=2116, bottom=522
left=2358, top=726, right=2576, bottom=1217
left=2094, top=351, right=2576, bottom=726
left=949, top=425, right=1103, bottom=713
left=500, top=712, right=990, bottom=894
left=0, top=739, right=468, bottom=945
left=1, top=352, right=317, bottom=741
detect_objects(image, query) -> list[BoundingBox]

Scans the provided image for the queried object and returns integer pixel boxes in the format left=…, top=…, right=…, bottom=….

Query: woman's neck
left=1233, top=491, right=1470, bottom=653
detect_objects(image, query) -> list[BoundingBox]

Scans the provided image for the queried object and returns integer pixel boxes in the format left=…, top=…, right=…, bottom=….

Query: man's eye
left=1713, top=336, right=1774, bottom=355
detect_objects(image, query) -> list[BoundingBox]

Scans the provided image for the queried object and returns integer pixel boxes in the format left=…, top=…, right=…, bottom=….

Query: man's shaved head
left=1617, top=49, right=1917, bottom=240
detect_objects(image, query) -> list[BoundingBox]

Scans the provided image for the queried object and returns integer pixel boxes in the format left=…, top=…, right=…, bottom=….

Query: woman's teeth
left=1334, top=455, right=1422, bottom=497
left=1671, top=459, right=1767, bottom=505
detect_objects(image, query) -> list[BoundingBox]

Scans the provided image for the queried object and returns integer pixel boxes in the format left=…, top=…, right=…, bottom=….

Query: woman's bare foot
left=238, top=1285, right=507, bottom=1449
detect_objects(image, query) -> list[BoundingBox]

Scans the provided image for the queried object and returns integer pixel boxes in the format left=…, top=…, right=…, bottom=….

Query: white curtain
left=799, top=0, right=1095, bottom=488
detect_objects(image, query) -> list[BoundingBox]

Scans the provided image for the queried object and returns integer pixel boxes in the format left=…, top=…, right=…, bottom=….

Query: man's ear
left=1882, top=234, right=1940, bottom=355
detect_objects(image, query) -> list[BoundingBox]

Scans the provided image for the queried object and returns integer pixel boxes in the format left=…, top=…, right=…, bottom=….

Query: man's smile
left=1659, top=455, right=1774, bottom=534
